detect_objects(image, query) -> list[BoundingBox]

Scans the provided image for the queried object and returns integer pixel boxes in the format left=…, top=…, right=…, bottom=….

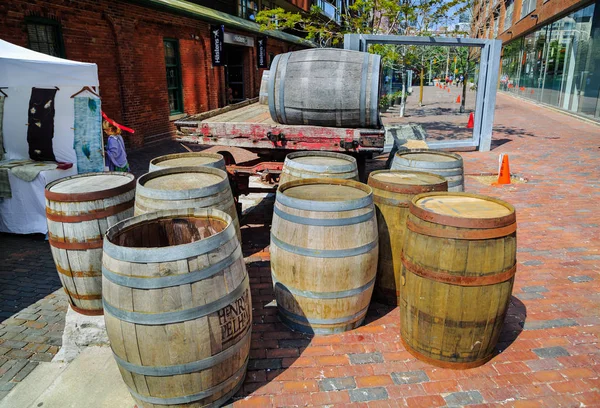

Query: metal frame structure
left=344, top=34, right=502, bottom=151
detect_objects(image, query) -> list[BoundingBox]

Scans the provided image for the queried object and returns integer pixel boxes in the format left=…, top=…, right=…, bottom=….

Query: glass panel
left=27, top=23, right=60, bottom=57
left=504, top=0, right=514, bottom=30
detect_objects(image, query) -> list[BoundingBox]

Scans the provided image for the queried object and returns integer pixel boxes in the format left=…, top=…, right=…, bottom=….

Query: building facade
left=0, top=0, right=313, bottom=147
left=472, top=0, right=600, bottom=121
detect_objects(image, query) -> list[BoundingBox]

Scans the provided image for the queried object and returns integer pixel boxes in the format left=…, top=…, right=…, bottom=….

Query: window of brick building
left=504, top=0, right=514, bottom=31
left=26, top=18, right=65, bottom=58
left=164, top=39, right=184, bottom=115
left=520, top=0, right=536, bottom=19
left=239, top=0, right=258, bottom=21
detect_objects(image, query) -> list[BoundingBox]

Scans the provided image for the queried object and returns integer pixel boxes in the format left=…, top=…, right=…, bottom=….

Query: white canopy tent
left=0, top=39, right=100, bottom=234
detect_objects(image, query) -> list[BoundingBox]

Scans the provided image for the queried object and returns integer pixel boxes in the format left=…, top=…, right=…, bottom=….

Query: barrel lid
left=277, top=178, right=372, bottom=212
left=398, top=151, right=459, bottom=162
left=45, top=172, right=135, bottom=202
left=285, top=151, right=356, bottom=172
left=410, top=192, right=516, bottom=228
left=152, top=154, right=222, bottom=168
left=368, top=170, right=448, bottom=194
left=137, top=166, right=229, bottom=200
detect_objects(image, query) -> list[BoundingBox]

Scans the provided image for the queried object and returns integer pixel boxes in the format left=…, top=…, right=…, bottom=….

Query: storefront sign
left=210, top=25, right=224, bottom=66
left=257, top=36, right=268, bottom=68
left=224, top=32, right=254, bottom=47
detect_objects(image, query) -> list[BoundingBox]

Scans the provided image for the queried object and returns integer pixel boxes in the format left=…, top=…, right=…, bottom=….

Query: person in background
left=103, top=117, right=130, bottom=172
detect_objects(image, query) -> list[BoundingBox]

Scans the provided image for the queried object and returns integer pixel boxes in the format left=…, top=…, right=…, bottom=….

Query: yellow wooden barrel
left=148, top=152, right=226, bottom=172
left=102, top=208, right=251, bottom=407
left=271, top=178, right=378, bottom=334
left=45, top=172, right=136, bottom=315
left=367, top=170, right=447, bottom=305
left=134, top=166, right=240, bottom=241
left=400, top=192, right=517, bottom=369
left=279, top=151, right=358, bottom=185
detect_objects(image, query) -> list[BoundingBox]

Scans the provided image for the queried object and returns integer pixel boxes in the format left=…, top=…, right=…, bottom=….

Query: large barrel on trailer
left=400, top=192, right=517, bottom=369
left=102, top=208, right=250, bottom=407
left=268, top=49, right=381, bottom=128
left=45, top=172, right=136, bottom=315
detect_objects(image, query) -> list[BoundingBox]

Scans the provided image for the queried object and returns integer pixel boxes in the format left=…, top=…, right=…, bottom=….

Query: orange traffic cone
left=493, top=154, right=511, bottom=185
left=456, top=95, right=461, bottom=103
left=466, top=112, right=474, bottom=129
left=447, top=87, right=450, bottom=93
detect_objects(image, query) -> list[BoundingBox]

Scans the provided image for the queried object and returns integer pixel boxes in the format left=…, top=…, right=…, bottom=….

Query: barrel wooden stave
left=259, top=71, right=269, bottom=105
left=271, top=179, right=378, bottom=334
left=103, top=208, right=251, bottom=407
left=391, top=150, right=465, bottom=192
left=45, top=173, right=135, bottom=315
left=134, top=166, right=240, bottom=241
left=279, top=151, right=358, bottom=185
left=367, top=171, right=447, bottom=305
left=399, top=192, right=517, bottom=368
left=269, top=49, right=381, bottom=128
left=148, top=152, right=226, bottom=173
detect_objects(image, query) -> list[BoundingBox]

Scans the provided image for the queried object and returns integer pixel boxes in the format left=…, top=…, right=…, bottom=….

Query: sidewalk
left=1, top=91, right=599, bottom=406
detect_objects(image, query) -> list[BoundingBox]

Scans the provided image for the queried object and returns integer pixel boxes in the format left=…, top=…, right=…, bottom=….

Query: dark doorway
left=225, top=45, right=246, bottom=104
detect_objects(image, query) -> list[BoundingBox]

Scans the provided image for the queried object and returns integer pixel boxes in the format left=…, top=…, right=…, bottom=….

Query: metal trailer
left=175, top=98, right=385, bottom=203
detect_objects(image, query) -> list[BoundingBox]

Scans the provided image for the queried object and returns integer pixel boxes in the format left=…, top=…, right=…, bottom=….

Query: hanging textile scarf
left=27, top=88, right=57, bottom=161
left=73, top=96, right=104, bottom=172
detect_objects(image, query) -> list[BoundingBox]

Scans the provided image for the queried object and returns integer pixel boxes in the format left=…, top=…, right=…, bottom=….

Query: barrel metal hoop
left=69, top=304, right=103, bottom=316
left=49, top=238, right=103, bottom=250
left=400, top=336, right=494, bottom=369
left=278, top=303, right=369, bottom=326
left=46, top=199, right=134, bottom=223
left=63, top=287, right=102, bottom=300
left=408, top=193, right=516, bottom=229
left=136, top=172, right=230, bottom=201
left=406, top=218, right=517, bottom=240
left=273, top=206, right=374, bottom=227
left=113, top=327, right=251, bottom=376
left=276, top=191, right=373, bottom=212
left=401, top=254, right=517, bottom=286
left=126, top=358, right=248, bottom=405
left=270, top=233, right=377, bottom=259
left=359, top=52, right=369, bottom=127
left=103, top=276, right=248, bottom=325
left=372, top=195, right=409, bottom=208
left=44, top=172, right=135, bottom=202
left=272, top=272, right=375, bottom=299
left=56, top=263, right=101, bottom=278
left=102, top=245, right=241, bottom=289
left=278, top=52, right=291, bottom=124
left=370, top=54, right=381, bottom=126
left=268, top=54, right=281, bottom=121
left=103, top=220, right=236, bottom=263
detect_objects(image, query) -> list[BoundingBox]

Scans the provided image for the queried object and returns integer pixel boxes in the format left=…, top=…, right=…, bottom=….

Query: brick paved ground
left=233, top=91, right=600, bottom=406
left=2, top=89, right=599, bottom=405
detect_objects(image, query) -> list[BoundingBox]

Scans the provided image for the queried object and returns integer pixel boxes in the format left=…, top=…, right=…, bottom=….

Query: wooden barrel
left=102, top=208, right=251, bottom=407
left=259, top=70, right=269, bottom=105
left=279, top=151, right=358, bottom=185
left=367, top=170, right=448, bottom=305
left=148, top=152, right=226, bottom=172
left=391, top=149, right=465, bottom=192
left=45, top=172, right=136, bottom=315
left=134, top=166, right=241, bottom=241
left=271, top=178, right=378, bottom=334
left=400, top=192, right=517, bottom=369
left=268, top=49, right=381, bottom=128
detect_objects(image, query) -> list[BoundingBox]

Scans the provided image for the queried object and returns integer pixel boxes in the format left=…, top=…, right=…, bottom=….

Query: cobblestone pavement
left=0, top=234, right=68, bottom=399
left=234, top=93, right=600, bottom=406
left=2, top=92, right=600, bottom=405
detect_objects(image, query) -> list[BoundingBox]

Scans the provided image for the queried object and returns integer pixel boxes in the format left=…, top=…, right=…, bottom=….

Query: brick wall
left=0, top=0, right=302, bottom=147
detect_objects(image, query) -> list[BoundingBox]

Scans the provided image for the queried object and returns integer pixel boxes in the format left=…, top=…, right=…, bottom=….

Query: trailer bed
left=175, top=102, right=385, bottom=156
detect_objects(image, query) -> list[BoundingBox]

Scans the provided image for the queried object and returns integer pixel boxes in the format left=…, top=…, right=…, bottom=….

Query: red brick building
left=0, top=0, right=314, bottom=147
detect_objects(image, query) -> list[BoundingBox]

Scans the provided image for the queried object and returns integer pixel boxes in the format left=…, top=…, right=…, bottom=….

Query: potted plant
left=379, top=95, right=390, bottom=113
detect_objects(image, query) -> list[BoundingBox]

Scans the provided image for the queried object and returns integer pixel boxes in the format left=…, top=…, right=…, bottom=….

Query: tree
left=256, top=0, right=473, bottom=116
